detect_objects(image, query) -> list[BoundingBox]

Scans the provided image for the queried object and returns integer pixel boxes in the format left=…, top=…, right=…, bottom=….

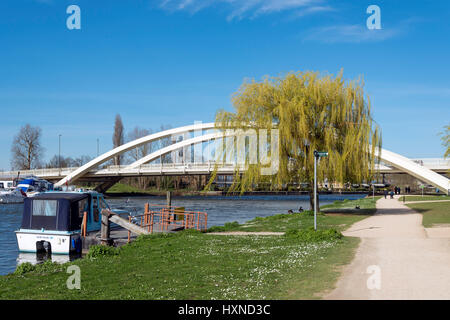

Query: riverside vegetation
left=0, top=198, right=375, bottom=300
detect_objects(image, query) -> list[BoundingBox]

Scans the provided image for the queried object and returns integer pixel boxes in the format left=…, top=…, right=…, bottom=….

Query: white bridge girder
left=9, top=123, right=449, bottom=194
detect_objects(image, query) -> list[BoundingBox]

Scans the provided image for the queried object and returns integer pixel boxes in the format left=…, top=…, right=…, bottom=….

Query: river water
left=0, top=194, right=366, bottom=275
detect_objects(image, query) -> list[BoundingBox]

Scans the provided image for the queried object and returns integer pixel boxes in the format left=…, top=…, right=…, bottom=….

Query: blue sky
left=0, top=0, right=449, bottom=169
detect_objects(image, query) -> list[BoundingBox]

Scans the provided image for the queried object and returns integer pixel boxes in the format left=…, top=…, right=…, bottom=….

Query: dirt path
left=325, top=195, right=450, bottom=300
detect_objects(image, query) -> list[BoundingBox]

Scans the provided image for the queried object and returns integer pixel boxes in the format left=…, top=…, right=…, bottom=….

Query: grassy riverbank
left=406, top=201, right=450, bottom=227
left=400, top=195, right=450, bottom=202
left=319, top=196, right=380, bottom=214
left=0, top=201, right=371, bottom=300
left=0, top=231, right=359, bottom=300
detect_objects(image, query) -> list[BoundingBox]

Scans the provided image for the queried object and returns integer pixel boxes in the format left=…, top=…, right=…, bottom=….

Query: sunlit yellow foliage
left=207, top=70, right=382, bottom=207
left=441, top=124, right=450, bottom=159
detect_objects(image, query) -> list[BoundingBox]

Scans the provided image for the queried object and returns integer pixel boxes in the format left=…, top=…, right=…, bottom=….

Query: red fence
left=128, top=204, right=208, bottom=241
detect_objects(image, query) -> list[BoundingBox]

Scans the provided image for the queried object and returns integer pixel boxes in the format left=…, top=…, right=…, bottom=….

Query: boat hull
left=15, top=230, right=82, bottom=254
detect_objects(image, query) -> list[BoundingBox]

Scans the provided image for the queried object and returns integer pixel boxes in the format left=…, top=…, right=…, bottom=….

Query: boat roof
left=31, top=192, right=91, bottom=202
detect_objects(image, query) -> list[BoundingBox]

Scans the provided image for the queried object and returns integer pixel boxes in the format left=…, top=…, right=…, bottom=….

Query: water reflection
left=17, top=252, right=82, bottom=266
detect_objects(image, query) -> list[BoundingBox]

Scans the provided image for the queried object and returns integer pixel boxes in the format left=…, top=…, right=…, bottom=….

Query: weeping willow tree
left=206, top=70, right=382, bottom=212
left=441, top=124, right=450, bottom=160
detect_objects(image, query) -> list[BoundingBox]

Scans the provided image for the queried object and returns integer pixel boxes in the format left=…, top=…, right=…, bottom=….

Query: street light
left=313, top=150, right=328, bottom=231
left=58, top=134, right=62, bottom=171
left=97, top=138, right=100, bottom=157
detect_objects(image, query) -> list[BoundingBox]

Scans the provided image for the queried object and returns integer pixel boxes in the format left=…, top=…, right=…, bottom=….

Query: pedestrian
left=384, top=189, right=388, bottom=199
left=390, top=190, right=394, bottom=199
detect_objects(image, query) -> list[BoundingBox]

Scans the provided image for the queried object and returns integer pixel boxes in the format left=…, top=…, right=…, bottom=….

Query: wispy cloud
left=294, top=5, right=335, bottom=18
left=157, top=0, right=328, bottom=21
left=303, top=18, right=419, bottom=43
left=304, top=24, right=401, bottom=43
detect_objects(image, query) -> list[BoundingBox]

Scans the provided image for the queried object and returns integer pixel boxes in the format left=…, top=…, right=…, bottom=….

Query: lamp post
left=58, top=134, right=62, bottom=173
left=313, top=150, right=328, bottom=231
left=97, top=138, right=100, bottom=157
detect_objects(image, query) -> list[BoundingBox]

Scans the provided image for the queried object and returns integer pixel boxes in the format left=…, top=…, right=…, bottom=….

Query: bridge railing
left=128, top=204, right=207, bottom=240
left=411, top=159, right=450, bottom=167
left=0, top=167, right=79, bottom=179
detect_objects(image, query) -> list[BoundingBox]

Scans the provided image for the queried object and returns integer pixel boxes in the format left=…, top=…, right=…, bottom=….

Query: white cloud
left=303, top=18, right=419, bottom=43
left=303, top=24, right=402, bottom=43
left=295, top=5, right=334, bottom=17
left=157, top=0, right=326, bottom=20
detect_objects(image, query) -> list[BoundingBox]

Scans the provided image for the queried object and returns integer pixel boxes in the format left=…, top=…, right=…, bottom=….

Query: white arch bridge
left=3, top=123, right=449, bottom=195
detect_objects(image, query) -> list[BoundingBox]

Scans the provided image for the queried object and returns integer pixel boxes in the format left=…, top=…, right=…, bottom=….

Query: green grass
left=208, top=210, right=368, bottom=233
left=0, top=210, right=368, bottom=300
left=319, top=196, right=381, bottom=214
left=399, top=195, right=450, bottom=202
left=406, top=201, right=450, bottom=228
left=107, top=183, right=151, bottom=194
left=107, top=183, right=204, bottom=195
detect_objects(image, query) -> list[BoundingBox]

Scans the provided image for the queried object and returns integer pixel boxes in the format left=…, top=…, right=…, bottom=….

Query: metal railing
left=127, top=203, right=208, bottom=241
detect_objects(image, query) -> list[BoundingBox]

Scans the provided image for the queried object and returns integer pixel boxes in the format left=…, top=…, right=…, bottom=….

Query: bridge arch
left=55, top=124, right=450, bottom=195
left=55, top=122, right=215, bottom=187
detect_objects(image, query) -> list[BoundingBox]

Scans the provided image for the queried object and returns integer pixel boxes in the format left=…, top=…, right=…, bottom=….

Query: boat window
left=100, top=197, right=109, bottom=210
left=32, top=200, right=58, bottom=217
left=78, top=198, right=89, bottom=218
left=0, top=183, right=3, bottom=189
left=93, top=197, right=99, bottom=222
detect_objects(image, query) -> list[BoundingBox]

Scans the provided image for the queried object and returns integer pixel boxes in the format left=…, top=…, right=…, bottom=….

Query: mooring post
left=100, top=210, right=113, bottom=246
left=167, top=191, right=172, bottom=207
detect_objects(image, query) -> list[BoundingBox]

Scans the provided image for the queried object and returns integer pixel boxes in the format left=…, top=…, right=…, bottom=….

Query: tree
left=46, top=155, right=92, bottom=168
left=126, top=126, right=153, bottom=189
left=159, top=124, right=173, bottom=164
left=113, top=114, right=124, bottom=165
left=11, top=124, right=45, bottom=170
left=440, top=123, right=450, bottom=159
left=127, top=126, right=153, bottom=163
left=209, top=71, right=382, bottom=212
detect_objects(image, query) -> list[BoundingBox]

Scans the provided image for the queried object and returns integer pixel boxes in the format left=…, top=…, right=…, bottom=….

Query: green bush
left=13, top=260, right=64, bottom=276
left=34, top=260, right=64, bottom=274
left=86, top=245, right=120, bottom=259
left=14, top=262, right=36, bottom=275
left=285, top=227, right=343, bottom=242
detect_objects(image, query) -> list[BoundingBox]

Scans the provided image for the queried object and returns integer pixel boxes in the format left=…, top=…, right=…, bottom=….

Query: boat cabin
left=20, top=192, right=110, bottom=233
left=16, top=191, right=113, bottom=254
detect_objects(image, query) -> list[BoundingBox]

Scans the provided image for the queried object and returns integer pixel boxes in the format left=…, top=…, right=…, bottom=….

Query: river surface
left=0, top=194, right=366, bottom=275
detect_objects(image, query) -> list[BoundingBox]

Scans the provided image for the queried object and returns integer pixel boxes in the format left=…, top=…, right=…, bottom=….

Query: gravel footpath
left=325, top=195, right=450, bottom=300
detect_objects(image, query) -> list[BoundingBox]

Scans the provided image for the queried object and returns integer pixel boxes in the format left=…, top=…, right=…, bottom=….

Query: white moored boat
left=16, top=191, right=127, bottom=254
left=16, top=176, right=54, bottom=197
left=0, top=188, right=26, bottom=204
